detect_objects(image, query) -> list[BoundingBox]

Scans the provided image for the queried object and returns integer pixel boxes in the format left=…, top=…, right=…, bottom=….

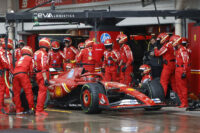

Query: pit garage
left=1, top=0, right=200, bottom=133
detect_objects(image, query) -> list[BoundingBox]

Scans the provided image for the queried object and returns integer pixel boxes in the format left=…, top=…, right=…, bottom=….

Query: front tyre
left=142, top=78, right=165, bottom=111
left=80, top=83, right=103, bottom=114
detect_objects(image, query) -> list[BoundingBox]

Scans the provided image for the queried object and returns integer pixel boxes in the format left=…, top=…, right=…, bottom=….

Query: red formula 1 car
left=46, top=67, right=179, bottom=114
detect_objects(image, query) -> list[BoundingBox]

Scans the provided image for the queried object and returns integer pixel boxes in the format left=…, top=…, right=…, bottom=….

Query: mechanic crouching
left=138, top=64, right=152, bottom=87
left=13, top=46, right=34, bottom=115
left=48, top=41, right=65, bottom=68
left=116, top=33, right=134, bottom=86
left=171, top=35, right=189, bottom=108
left=102, top=39, right=119, bottom=82
left=33, top=38, right=51, bottom=116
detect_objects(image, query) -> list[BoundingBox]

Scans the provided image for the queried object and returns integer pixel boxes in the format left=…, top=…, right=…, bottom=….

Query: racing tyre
left=80, top=83, right=105, bottom=114
left=142, top=77, right=165, bottom=111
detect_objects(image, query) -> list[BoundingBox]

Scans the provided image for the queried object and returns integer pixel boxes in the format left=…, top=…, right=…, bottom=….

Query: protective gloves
left=44, top=80, right=50, bottom=87
left=181, top=73, right=186, bottom=79
left=122, top=66, right=127, bottom=72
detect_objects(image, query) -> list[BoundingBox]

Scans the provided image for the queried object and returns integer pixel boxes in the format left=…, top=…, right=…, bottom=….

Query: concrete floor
left=1, top=107, right=200, bottom=133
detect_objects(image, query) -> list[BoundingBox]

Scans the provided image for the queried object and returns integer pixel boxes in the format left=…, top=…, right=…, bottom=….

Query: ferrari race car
left=36, top=66, right=179, bottom=114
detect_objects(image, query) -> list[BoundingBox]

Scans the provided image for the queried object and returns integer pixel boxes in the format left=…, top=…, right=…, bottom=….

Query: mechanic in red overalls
left=77, top=42, right=85, bottom=52
left=102, top=39, right=119, bottom=81
left=0, top=39, right=13, bottom=114
left=48, top=41, right=65, bottom=68
left=151, top=33, right=176, bottom=96
left=76, top=38, right=95, bottom=72
left=15, top=40, right=25, bottom=61
left=63, top=37, right=78, bottom=70
left=75, top=42, right=85, bottom=70
left=171, top=35, right=189, bottom=108
left=116, top=33, right=134, bottom=86
left=139, top=64, right=152, bottom=86
left=33, top=37, right=50, bottom=116
left=182, top=37, right=192, bottom=90
left=93, top=41, right=105, bottom=73
left=13, top=46, right=34, bottom=114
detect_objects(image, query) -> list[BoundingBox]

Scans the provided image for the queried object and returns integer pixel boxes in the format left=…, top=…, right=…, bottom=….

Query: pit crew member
left=13, top=46, right=34, bottom=115
left=116, top=33, right=134, bottom=86
left=33, top=37, right=50, bottom=116
left=151, top=32, right=176, bottom=96
left=102, top=39, right=119, bottom=81
left=171, top=35, right=189, bottom=108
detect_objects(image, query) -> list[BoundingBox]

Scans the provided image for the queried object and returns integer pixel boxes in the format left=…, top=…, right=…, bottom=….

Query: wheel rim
left=82, top=89, right=91, bottom=107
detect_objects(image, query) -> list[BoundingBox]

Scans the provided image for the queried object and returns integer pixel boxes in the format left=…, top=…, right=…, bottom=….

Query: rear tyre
left=142, top=77, right=165, bottom=111
left=80, top=83, right=104, bottom=114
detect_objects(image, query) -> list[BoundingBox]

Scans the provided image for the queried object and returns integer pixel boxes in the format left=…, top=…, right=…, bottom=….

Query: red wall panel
left=190, top=25, right=200, bottom=96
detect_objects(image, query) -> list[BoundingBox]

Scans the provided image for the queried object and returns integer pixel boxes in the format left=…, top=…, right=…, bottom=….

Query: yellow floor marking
left=45, top=108, right=72, bottom=113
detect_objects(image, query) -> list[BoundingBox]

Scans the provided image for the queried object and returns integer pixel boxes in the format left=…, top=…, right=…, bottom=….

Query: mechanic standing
left=15, top=40, right=25, bottom=61
left=0, top=39, right=13, bottom=114
left=93, top=41, right=105, bottom=73
left=63, top=37, right=78, bottom=70
left=33, top=38, right=50, bottom=116
left=102, top=39, right=119, bottom=81
left=182, top=37, right=192, bottom=90
left=171, top=35, right=189, bottom=108
left=76, top=38, right=96, bottom=72
left=13, top=46, right=34, bottom=114
left=75, top=42, right=85, bottom=65
left=151, top=33, right=176, bottom=96
left=77, top=42, right=85, bottom=52
left=48, top=41, right=65, bottom=68
left=116, top=33, right=134, bottom=86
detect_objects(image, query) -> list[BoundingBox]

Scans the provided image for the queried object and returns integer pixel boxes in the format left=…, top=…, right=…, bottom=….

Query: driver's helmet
left=139, top=64, right=151, bottom=75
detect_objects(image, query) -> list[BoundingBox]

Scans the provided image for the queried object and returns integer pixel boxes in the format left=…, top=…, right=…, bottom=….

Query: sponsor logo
left=34, top=13, right=75, bottom=19
left=100, top=33, right=111, bottom=43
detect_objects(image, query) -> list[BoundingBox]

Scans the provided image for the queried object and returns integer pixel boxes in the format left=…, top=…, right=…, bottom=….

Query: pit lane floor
left=1, top=107, right=200, bottom=133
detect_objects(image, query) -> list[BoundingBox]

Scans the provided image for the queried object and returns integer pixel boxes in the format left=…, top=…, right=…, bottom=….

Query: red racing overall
left=48, top=50, right=65, bottom=68
left=13, top=55, right=34, bottom=113
left=15, top=48, right=22, bottom=61
left=154, top=42, right=176, bottom=95
left=63, top=46, right=78, bottom=70
left=34, top=49, right=49, bottom=113
left=76, top=47, right=95, bottom=73
left=0, top=49, right=10, bottom=113
left=175, top=45, right=189, bottom=107
left=119, top=44, right=134, bottom=86
left=102, top=50, right=119, bottom=81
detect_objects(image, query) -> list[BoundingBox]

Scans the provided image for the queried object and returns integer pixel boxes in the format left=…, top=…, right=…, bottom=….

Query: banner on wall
left=19, top=0, right=108, bottom=9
